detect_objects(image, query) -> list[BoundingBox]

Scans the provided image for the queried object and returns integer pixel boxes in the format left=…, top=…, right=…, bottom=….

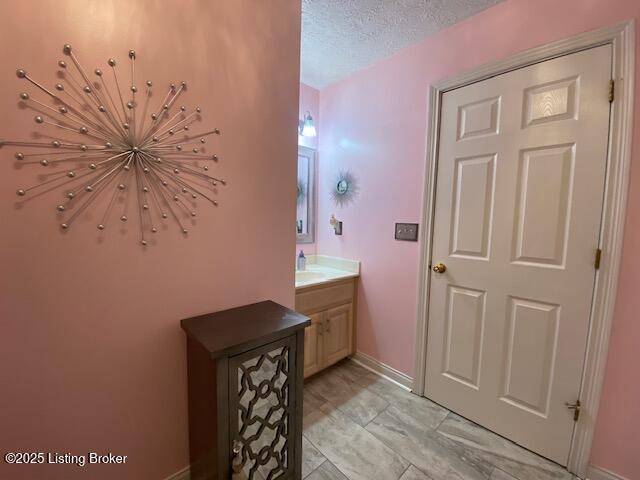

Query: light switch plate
left=395, top=223, right=419, bottom=241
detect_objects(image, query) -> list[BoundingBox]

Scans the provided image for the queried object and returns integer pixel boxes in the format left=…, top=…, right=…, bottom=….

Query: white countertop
left=295, top=255, right=360, bottom=289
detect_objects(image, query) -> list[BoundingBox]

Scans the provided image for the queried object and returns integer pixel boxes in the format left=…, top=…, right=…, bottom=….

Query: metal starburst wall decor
left=2, top=44, right=226, bottom=246
left=330, top=170, right=358, bottom=207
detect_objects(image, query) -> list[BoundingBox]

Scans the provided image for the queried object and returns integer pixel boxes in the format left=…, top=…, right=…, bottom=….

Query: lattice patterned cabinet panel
left=230, top=337, right=296, bottom=480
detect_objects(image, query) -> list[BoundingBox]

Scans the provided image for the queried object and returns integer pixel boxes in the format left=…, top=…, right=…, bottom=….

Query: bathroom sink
left=295, top=270, right=327, bottom=283
left=294, top=256, right=360, bottom=288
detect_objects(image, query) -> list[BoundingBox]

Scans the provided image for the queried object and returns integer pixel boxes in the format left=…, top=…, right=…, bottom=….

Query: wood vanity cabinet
left=181, top=301, right=310, bottom=480
left=295, top=278, right=357, bottom=378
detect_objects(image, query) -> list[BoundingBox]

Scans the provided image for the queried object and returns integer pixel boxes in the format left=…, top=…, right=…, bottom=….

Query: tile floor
left=302, top=359, right=577, bottom=480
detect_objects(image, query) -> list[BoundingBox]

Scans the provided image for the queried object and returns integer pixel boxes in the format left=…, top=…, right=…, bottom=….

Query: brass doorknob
left=432, top=263, right=447, bottom=273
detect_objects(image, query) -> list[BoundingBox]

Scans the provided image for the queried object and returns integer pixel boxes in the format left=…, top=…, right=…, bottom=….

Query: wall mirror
left=296, top=146, right=316, bottom=244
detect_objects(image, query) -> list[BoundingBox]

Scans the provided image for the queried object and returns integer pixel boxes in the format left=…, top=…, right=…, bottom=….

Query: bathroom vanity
left=294, top=256, right=360, bottom=378
left=181, top=301, right=310, bottom=480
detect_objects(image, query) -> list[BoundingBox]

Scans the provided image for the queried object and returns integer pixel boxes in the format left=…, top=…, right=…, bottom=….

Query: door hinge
left=565, top=399, right=581, bottom=422
left=608, top=79, right=615, bottom=103
left=594, top=248, right=602, bottom=270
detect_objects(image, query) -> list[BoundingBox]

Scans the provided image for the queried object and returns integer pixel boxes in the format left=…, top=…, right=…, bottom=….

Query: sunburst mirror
left=330, top=170, right=358, bottom=207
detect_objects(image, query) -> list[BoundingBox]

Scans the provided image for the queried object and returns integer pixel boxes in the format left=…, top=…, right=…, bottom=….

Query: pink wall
left=0, top=1, right=301, bottom=479
left=297, top=83, right=319, bottom=255
left=316, top=0, right=639, bottom=477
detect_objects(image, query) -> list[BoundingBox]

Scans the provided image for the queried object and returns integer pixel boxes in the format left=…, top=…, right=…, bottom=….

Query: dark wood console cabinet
left=181, top=301, right=310, bottom=480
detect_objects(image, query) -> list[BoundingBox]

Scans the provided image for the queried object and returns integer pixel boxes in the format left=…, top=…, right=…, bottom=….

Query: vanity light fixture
left=299, top=111, right=317, bottom=137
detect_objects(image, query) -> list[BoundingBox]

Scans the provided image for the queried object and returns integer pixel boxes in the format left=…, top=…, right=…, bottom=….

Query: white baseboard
left=163, top=465, right=190, bottom=480
left=350, top=351, right=414, bottom=391
left=587, top=465, right=629, bottom=480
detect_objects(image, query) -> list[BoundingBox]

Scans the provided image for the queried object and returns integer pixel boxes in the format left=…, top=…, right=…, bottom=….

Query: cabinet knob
left=231, top=441, right=244, bottom=475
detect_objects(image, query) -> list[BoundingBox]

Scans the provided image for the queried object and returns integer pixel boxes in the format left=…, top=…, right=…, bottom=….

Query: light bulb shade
left=300, top=111, right=317, bottom=137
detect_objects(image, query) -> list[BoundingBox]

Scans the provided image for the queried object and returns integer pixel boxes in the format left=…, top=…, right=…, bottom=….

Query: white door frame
left=412, top=21, right=635, bottom=478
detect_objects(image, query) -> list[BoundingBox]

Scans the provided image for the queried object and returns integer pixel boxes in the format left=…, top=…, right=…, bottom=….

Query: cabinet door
left=303, top=313, right=323, bottom=378
left=323, top=303, right=353, bottom=367
left=229, top=336, right=297, bottom=480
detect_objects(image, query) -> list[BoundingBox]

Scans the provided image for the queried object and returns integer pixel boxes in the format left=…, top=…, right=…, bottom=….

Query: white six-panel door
left=425, top=45, right=612, bottom=465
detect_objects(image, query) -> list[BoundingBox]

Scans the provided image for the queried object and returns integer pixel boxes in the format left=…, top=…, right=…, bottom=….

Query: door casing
left=412, top=20, right=635, bottom=478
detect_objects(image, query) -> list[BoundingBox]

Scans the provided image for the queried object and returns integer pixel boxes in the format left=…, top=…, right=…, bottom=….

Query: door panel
left=443, top=285, right=486, bottom=389
left=502, top=297, right=559, bottom=416
left=229, top=337, right=296, bottom=480
left=303, top=313, right=322, bottom=378
left=458, top=96, right=501, bottom=140
left=323, top=304, right=353, bottom=367
left=523, top=76, right=578, bottom=127
left=450, top=154, right=496, bottom=259
left=425, top=45, right=611, bottom=465
left=513, top=144, right=575, bottom=267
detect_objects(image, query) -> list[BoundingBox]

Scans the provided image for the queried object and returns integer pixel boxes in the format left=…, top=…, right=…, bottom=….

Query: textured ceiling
left=301, top=0, right=503, bottom=89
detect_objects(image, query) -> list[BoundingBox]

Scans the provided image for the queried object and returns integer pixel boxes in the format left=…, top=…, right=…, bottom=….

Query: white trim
left=587, top=465, right=630, bottom=480
left=351, top=352, right=413, bottom=391
left=163, top=466, right=190, bottom=480
left=413, top=20, right=635, bottom=479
